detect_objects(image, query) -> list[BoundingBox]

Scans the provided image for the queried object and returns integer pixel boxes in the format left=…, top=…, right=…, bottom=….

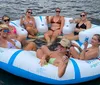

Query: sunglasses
left=27, top=12, right=32, bottom=14
left=80, top=14, right=85, bottom=17
left=3, top=29, right=9, bottom=33
left=56, top=11, right=60, bottom=13
left=3, top=19, right=10, bottom=22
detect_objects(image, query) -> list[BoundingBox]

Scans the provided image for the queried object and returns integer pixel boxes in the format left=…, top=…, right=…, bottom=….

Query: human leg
left=70, top=46, right=80, bottom=59
left=23, top=42, right=37, bottom=51
left=44, top=30, right=53, bottom=45
left=63, top=33, right=79, bottom=40
left=50, top=30, right=60, bottom=44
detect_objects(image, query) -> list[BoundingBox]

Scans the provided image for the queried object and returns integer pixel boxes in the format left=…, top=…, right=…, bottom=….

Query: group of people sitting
left=0, top=8, right=100, bottom=78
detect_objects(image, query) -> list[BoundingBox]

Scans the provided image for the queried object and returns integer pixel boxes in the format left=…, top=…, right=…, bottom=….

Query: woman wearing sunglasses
left=0, top=24, right=37, bottom=51
left=20, top=9, right=38, bottom=39
left=63, top=12, right=91, bottom=40
left=44, top=7, right=65, bottom=46
left=2, top=15, right=26, bottom=44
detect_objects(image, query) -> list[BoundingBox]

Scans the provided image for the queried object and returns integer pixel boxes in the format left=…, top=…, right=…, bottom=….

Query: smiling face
left=26, top=9, right=32, bottom=17
left=80, top=12, right=87, bottom=21
left=0, top=24, right=9, bottom=38
left=91, top=34, right=100, bottom=46
left=55, top=8, right=61, bottom=16
left=0, top=28, right=9, bottom=38
left=2, top=16, right=10, bottom=25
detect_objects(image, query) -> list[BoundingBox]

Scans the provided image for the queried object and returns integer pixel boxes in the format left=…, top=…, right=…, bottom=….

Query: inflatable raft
left=0, top=16, right=100, bottom=84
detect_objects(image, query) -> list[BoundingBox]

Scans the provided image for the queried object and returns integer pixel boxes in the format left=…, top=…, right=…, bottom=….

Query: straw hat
left=59, top=38, right=71, bottom=48
left=0, top=24, right=9, bottom=30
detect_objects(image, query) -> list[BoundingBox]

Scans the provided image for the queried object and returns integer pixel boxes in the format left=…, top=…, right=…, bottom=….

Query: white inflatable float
left=79, top=24, right=100, bottom=43
left=0, top=46, right=100, bottom=84
left=62, top=18, right=76, bottom=35
left=0, top=16, right=100, bottom=84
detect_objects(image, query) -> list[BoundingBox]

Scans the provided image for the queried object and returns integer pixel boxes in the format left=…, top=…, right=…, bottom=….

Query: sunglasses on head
left=80, top=14, right=85, bottom=17
left=3, top=29, right=9, bottom=33
left=3, top=19, right=10, bottom=22
left=27, top=11, right=32, bottom=14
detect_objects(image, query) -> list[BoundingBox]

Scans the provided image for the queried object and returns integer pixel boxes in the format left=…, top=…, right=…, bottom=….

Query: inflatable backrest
left=62, top=17, right=76, bottom=35
left=10, top=20, right=28, bottom=37
left=34, top=16, right=48, bottom=33
left=79, top=26, right=100, bottom=43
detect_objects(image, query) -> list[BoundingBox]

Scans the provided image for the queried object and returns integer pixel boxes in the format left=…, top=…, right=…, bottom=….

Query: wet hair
left=2, top=15, right=10, bottom=21
left=94, top=34, right=100, bottom=42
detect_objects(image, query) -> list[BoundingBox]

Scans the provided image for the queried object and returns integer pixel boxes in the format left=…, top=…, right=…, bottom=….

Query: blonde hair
left=0, top=24, right=9, bottom=30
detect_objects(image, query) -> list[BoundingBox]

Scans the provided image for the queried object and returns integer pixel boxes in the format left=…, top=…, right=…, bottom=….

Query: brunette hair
left=94, top=34, right=100, bottom=42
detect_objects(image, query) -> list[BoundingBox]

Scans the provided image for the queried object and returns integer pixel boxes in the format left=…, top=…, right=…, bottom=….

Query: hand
left=62, top=56, right=69, bottom=64
left=58, top=29, right=62, bottom=35
left=74, top=28, right=80, bottom=32
left=39, top=59, right=47, bottom=66
left=20, top=15, right=25, bottom=19
left=69, top=19, right=74, bottom=23
left=84, top=41, right=88, bottom=49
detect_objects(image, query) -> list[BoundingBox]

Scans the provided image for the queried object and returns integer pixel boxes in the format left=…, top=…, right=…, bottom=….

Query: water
left=0, top=0, right=100, bottom=85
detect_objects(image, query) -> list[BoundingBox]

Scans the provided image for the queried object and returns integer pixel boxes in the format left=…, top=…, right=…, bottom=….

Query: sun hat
left=59, top=38, right=71, bottom=48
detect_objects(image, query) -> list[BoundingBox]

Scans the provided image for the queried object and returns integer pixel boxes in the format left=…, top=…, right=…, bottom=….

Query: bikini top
left=7, top=41, right=16, bottom=49
left=8, top=26, right=17, bottom=34
left=76, top=23, right=86, bottom=29
left=51, top=16, right=61, bottom=24
left=24, top=20, right=33, bottom=25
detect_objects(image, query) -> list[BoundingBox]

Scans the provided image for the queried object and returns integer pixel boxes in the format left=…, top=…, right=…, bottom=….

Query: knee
left=44, top=33, right=49, bottom=38
left=41, top=45, right=47, bottom=49
left=70, top=47, right=75, bottom=53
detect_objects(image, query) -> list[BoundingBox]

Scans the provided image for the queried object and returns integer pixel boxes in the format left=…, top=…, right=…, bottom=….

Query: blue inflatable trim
left=70, top=58, right=81, bottom=79
left=10, top=22, right=18, bottom=27
left=8, top=50, right=23, bottom=65
left=0, top=61, right=100, bottom=84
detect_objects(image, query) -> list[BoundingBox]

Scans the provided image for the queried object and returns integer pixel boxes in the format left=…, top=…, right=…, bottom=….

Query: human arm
left=20, top=15, right=24, bottom=26
left=79, top=41, right=98, bottom=60
left=39, top=54, right=49, bottom=66
left=71, top=43, right=82, bottom=52
left=59, top=16, right=65, bottom=34
left=58, top=56, right=69, bottom=78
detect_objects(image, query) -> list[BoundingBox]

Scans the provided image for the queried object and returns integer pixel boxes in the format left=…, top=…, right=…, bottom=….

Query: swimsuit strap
left=7, top=41, right=16, bottom=49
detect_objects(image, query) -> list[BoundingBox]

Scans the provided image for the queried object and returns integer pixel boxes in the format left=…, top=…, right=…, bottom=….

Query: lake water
left=0, top=0, right=100, bottom=85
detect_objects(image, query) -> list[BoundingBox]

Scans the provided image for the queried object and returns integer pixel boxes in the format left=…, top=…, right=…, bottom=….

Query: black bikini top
left=51, top=16, right=61, bottom=24
left=76, top=23, right=86, bottom=29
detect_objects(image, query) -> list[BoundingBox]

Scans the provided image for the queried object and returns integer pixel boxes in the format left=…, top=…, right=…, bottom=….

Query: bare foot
left=47, top=42, right=52, bottom=46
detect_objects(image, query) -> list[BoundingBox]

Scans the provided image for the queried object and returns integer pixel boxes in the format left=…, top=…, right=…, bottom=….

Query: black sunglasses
left=3, top=19, right=10, bottom=22
left=80, top=14, right=85, bottom=17
left=27, top=12, right=32, bottom=14
left=56, top=11, right=60, bottom=13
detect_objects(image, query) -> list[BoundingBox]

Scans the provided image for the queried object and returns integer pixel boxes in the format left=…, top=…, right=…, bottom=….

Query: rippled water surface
left=0, top=0, right=100, bottom=85
left=0, top=0, right=100, bottom=21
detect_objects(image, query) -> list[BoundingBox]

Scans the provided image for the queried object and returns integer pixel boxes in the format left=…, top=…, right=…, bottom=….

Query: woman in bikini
left=20, top=9, right=38, bottom=39
left=36, top=38, right=71, bottom=78
left=0, top=24, right=37, bottom=51
left=70, top=34, right=100, bottom=60
left=44, top=8, right=65, bottom=46
left=63, top=12, right=91, bottom=40
left=2, top=15, right=26, bottom=44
